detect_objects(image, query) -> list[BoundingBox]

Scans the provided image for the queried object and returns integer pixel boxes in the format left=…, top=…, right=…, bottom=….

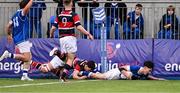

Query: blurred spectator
left=77, top=0, right=100, bottom=39
left=28, top=0, right=46, bottom=38
left=47, top=16, right=59, bottom=38
left=158, top=5, right=180, bottom=39
left=123, top=4, right=144, bottom=39
left=53, top=0, right=77, bottom=17
left=105, top=0, right=127, bottom=39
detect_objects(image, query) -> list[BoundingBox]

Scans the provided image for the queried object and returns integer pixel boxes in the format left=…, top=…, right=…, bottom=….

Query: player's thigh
left=50, top=56, right=65, bottom=69
left=16, top=41, right=32, bottom=61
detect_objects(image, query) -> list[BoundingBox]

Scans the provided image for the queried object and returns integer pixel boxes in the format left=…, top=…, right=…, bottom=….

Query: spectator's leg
left=83, top=18, right=88, bottom=39
left=123, top=22, right=130, bottom=39
left=115, top=21, right=120, bottom=39
left=34, top=19, right=42, bottom=38
left=134, top=28, right=140, bottom=39
left=166, top=30, right=172, bottom=39
left=29, top=18, right=33, bottom=38
left=158, top=30, right=164, bottom=39
left=106, top=16, right=111, bottom=39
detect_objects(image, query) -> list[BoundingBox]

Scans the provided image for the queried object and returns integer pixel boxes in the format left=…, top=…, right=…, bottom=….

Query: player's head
left=135, top=3, right=143, bottom=15
left=84, top=60, right=96, bottom=71
left=19, top=0, right=29, bottom=9
left=143, top=61, right=154, bottom=75
left=63, top=0, right=73, bottom=7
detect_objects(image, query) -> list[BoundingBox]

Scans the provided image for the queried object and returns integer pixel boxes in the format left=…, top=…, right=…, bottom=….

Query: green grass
left=0, top=79, right=180, bottom=93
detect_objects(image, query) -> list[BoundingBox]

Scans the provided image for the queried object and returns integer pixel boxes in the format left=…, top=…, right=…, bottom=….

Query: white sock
left=22, top=69, right=28, bottom=77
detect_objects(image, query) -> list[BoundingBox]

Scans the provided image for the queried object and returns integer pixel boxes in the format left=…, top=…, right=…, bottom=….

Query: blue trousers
left=29, top=18, right=42, bottom=38
left=84, top=20, right=102, bottom=39
left=123, top=22, right=143, bottom=39
left=106, top=16, right=120, bottom=39
left=158, top=30, right=173, bottom=39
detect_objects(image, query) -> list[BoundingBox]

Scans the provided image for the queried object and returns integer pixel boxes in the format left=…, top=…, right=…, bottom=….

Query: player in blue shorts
left=0, top=0, right=33, bottom=81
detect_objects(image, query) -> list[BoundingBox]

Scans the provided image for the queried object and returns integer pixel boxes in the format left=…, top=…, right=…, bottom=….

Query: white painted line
left=0, top=80, right=100, bottom=89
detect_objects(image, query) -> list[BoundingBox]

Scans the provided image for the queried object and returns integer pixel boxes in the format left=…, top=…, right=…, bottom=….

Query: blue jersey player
left=85, top=61, right=165, bottom=80
left=0, top=0, right=33, bottom=81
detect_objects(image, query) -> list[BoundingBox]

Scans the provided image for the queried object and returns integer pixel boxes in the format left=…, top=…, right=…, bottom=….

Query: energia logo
left=0, top=62, right=22, bottom=73
left=165, top=63, right=180, bottom=71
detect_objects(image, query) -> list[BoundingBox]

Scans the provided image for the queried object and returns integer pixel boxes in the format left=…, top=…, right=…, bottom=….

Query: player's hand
left=87, top=34, right=94, bottom=40
left=7, top=35, right=13, bottom=43
left=158, top=78, right=166, bottom=80
left=50, top=34, right=54, bottom=38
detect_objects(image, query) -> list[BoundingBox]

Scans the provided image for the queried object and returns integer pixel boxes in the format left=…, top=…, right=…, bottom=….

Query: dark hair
left=19, top=0, right=29, bottom=9
left=63, top=0, right=72, bottom=6
left=167, top=5, right=175, bottom=13
left=144, top=61, right=154, bottom=69
left=86, top=60, right=96, bottom=71
left=136, top=3, right=143, bottom=8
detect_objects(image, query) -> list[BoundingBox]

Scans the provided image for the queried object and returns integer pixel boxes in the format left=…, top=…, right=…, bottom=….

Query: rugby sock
left=61, top=64, right=71, bottom=79
left=51, top=69, right=61, bottom=77
left=22, top=69, right=28, bottom=77
left=8, top=53, right=15, bottom=59
left=31, top=61, right=42, bottom=69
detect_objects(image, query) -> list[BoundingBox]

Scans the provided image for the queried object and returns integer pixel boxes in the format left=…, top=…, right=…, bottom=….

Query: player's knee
left=41, top=68, right=48, bottom=73
left=21, top=56, right=31, bottom=62
left=40, top=64, right=50, bottom=73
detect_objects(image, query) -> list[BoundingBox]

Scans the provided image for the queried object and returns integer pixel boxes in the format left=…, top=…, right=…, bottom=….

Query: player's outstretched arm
left=22, top=0, right=33, bottom=15
left=148, top=75, right=166, bottom=80
left=76, top=25, right=94, bottom=40
left=6, top=21, right=13, bottom=43
left=90, top=72, right=106, bottom=80
left=73, top=70, right=87, bottom=80
left=50, top=26, right=57, bottom=38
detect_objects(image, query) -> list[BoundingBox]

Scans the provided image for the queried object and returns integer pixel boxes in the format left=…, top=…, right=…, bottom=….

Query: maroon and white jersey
left=72, top=57, right=87, bottom=72
left=54, top=10, right=81, bottom=37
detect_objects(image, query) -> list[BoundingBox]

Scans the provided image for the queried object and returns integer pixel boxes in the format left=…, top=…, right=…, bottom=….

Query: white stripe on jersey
left=75, top=21, right=80, bottom=24
left=59, top=14, right=72, bottom=17
left=59, top=27, right=74, bottom=30
left=17, top=9, right=25, bottom=21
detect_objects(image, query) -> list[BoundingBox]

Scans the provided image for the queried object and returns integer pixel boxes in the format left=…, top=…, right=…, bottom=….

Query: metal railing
left=0, top=1, right=180, bottom=39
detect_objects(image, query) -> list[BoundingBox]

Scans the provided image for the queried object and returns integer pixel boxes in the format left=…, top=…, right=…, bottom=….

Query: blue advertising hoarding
left=0, top=37, right=180, bottom=79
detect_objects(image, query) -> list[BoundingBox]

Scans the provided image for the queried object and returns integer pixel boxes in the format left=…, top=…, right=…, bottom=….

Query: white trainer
left=21, top=75, right=34, bottom=81
left=49, top=47, right=58, bottom=56
left=0, top=50, right=10, bottom=61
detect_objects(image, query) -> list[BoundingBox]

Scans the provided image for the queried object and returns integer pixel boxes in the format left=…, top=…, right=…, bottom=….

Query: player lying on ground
left=82, top=61, right=165, bottom=80
left=30, top=48, right=96, bottom=80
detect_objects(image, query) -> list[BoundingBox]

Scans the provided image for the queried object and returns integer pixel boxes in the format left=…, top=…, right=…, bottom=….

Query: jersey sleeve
left=74, top=64, right=81, bottom=71
left=52, top=17, right=58, bottom=27
left=73, top=13, right=81, bottom=27
left=18, top=10, right=26, bottom=21
left=130, top=66, right=141, bottom=72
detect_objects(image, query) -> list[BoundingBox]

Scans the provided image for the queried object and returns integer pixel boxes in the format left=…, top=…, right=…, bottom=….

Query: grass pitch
left=0, top=79, right=180, bottom=93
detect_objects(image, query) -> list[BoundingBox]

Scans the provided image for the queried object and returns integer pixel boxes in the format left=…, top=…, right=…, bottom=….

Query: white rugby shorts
left=59, top=36, right=77, bottom=53
left=16, top=41, right=32, bottom=53
left=104, top=68, right=121, bottom=80
left=50, top=56, right=65, bottom=69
